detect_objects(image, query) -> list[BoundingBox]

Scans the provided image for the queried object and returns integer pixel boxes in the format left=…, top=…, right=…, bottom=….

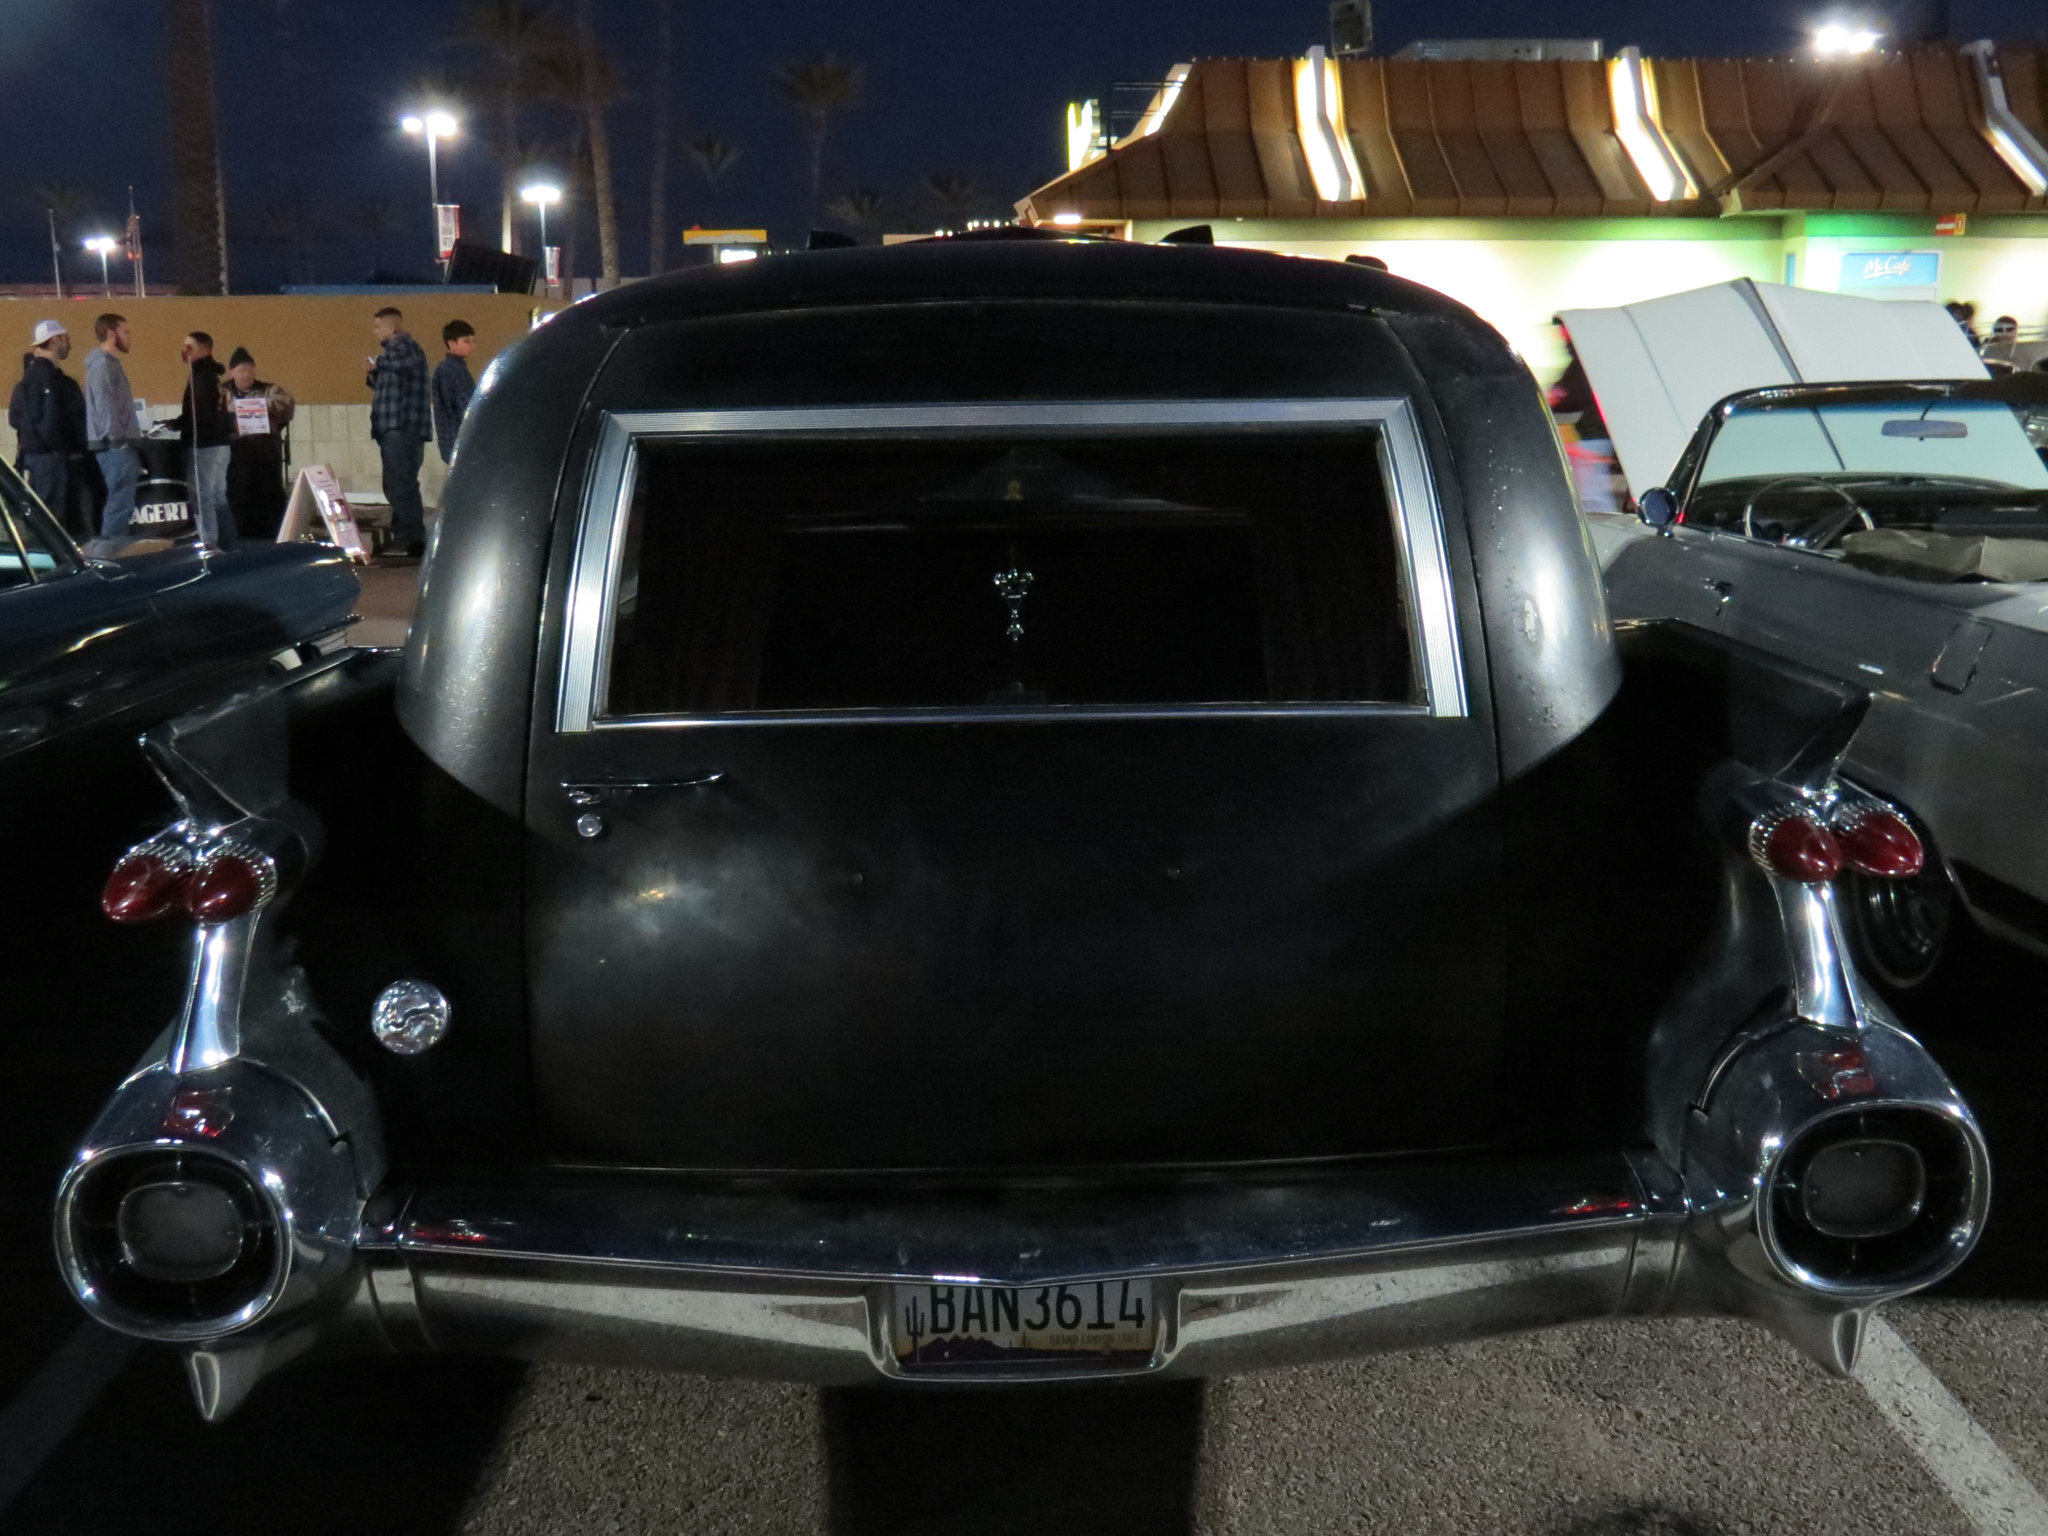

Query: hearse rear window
left=603, top=431, right=1416, bottom=716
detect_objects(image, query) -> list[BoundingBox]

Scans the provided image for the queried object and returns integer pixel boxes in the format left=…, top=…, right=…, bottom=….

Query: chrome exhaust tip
left=58, top=1147, right=285, bottom=1340
left=55, top=1062, right=364, bottom=1346
left=1761, top=1103, right=1982, bottom=1296
left=1678, top=1019, right=1989, bottom=1370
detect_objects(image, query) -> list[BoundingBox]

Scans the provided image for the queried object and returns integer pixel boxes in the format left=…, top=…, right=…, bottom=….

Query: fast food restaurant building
left=1015, top=45, right=2048, bottom=378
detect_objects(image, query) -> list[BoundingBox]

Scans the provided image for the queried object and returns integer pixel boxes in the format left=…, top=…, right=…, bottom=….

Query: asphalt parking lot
left=2, top=564, right=2042, bottom=1535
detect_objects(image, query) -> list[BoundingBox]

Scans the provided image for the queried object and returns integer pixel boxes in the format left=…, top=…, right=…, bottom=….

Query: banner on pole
left=435, top=203, right=461, bottom=261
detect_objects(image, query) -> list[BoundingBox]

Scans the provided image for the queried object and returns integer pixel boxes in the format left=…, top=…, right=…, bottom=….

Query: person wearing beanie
left=223, top=346, right=295, bottom=541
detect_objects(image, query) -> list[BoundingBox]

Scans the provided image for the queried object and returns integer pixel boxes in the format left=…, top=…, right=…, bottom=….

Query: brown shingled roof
left=1017, top=46, right=2048, bottom=223
left=1655, top=49, right=2047, bottom=213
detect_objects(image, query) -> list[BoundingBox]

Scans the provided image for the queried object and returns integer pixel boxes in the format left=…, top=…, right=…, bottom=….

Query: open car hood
left=1558, top=279, right=1987, bottom=501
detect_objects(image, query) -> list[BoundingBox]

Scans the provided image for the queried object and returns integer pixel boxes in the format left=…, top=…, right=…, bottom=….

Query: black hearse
left=57, top=238, right=1986, bottom=1416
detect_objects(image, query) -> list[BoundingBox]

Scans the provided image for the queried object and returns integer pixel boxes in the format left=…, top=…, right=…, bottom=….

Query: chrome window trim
left=556, top=399, right=1468, bottom=733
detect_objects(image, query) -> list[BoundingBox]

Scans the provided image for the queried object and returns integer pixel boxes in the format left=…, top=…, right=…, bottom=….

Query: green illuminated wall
left=1144, top=214, right=2047, bottom=380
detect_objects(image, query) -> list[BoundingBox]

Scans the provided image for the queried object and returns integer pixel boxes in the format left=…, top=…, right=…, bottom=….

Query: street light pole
left=85, top=237, right=118, bottom=297
left=521, top=183, right=563, bottom=294
left=402, top=111, right=460, bottom=270
left=47, top=209, right=63, bottom=300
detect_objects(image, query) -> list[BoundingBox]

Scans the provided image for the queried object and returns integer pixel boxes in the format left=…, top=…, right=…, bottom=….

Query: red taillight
left=1835, top=809, right=1924, bottom=880
left=185, top=855, right=269, bottom=925
left=1752, top=811, right=1843, bottom=883
left=101, top=852, right=191, bottom=923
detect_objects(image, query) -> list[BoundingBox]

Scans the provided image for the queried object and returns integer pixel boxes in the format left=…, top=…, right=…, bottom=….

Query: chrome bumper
left=350, top=1154, right=1684, bottom=1386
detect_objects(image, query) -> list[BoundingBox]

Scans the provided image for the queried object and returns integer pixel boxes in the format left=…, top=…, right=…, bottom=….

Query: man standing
left=365, top=306, right=430, bottom=557
left=84, top=314, right=143, bottom=543
left=8, top=321, right=87, bottom=529
left=175, top=331, right=234, bottom=547
left=432, top=319, right=477, bottom=466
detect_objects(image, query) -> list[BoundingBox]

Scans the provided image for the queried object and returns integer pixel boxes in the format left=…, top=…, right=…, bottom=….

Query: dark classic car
left=1, top=454, right=356, bottom=1018
left=55, top=239, right=1989, bottom=1420
left=1594, top=375, right=2048, bottom=988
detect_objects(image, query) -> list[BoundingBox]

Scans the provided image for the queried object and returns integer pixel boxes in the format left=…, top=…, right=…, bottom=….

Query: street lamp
left=521, top=183, right=562, bottom=293
left=520, top=183, right=561, bottom=248
left=1813, top=21, right=1882, bottom=56
left=83, top=235, right=118, bottom=297
left=401, top=111, right=459, bottom=203
left=402, top=110, right=460, bottom=265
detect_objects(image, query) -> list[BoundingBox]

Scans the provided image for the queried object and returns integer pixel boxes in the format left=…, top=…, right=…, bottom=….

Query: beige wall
left=3, top=292, right=559, bottom=505
left=0, top=292, right=551, bottom=407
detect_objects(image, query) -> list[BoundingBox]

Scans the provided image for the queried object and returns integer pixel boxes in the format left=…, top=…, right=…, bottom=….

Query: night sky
left=3, top=0, right=2045, bottom=291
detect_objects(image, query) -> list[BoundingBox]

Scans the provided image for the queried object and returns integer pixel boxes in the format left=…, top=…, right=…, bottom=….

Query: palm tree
left=262, top=197, right=311, bottom=286
left=684, top=134, right=742, bottom=223
left=573, top=0, right=620, bottom=286
left=824, top=186, right=885, bottom=240
left=449, top=0, right=568, bottom=253
left=772, top=55, right=864, bottom=223
left=923, top=170, right=978, bottom=230
left=647, top=0, right=675, bottom=274
left=358, top=197, right=405, bottom=274
left=166, top=0, right=229, bottom=293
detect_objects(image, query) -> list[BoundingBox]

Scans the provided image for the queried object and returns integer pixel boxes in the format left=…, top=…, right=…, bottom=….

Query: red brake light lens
left=184, top=855, right=268, bottom=925
left=1836, top=809, right=1924, bottom=880
left=1754, top=812, right=1843, bottom=883
left=102, top=853, right=191, bottom=924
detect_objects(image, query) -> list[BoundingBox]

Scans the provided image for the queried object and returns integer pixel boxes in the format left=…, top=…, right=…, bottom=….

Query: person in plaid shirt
left=365, top=306, right=432, bottom=556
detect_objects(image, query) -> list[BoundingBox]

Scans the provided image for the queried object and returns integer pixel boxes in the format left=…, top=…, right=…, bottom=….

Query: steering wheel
left=1741, top=476, right=1874, bottom=550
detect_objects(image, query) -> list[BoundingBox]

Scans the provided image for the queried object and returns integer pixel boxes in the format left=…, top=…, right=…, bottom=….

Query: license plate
left=889, top=1280, right=1157, bottom=1370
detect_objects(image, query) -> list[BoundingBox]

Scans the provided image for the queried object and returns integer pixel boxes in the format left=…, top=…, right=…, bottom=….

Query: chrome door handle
left=561, top=773, right=724, bottom=807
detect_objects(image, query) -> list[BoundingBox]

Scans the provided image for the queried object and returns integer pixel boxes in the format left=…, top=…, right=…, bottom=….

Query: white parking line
left=1859, top=1316, right=2048, bottom=1536
left=0, top=1324, right=135, bottom=1516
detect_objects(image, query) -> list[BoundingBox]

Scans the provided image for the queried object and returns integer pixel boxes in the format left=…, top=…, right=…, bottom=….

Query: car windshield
left=0, top=462, right=75, bottom=590
left=1686, top=390, right=2048, bottom=579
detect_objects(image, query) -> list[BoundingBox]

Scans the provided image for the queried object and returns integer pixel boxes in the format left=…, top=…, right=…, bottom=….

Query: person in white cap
left=6, top=319, right=87, bottom=530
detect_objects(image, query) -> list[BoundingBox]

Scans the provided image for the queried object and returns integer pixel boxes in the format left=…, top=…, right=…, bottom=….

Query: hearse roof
left=576, top=236, right=1482, bottom=334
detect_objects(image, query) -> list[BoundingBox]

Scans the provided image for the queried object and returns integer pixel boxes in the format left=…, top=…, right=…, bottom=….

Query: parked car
left=0, top=454, right=357, bottom=1354
left=0, top=454, right=357, bottom=988
left=1594, top=373, right=2048, bottom=988
left=55, top=238, right=1988, bottom=1420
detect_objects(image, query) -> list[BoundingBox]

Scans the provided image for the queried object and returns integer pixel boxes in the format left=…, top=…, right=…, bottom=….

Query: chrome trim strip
left=385, top=1153, right=1656, bottom=1284
left=557, top=411, right=639, bottom=735
left=554, top=399, right=1468, bottom=733
left=592, top=701, right=1436, bottom=731
left=169, top=912, right=261, bottom=1073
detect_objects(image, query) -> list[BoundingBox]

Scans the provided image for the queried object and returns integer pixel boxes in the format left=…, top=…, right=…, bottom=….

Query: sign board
left=278, top=464, right=369, bottom=562
left=232, top=396, right=271, bottom=436
left=683, top=228, right=768, bottom=246
left=1839, top=250, right=1941, bottom=291
left=435, top=203, right=461, bottom=261
left=1935, top=213, right=1967, bottom=237
left=130, top=496, right=191, bottom=533
left=543, top=244, right=561, bottom=284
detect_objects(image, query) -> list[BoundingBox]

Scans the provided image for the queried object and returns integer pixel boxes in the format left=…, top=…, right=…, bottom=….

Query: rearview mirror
left=1638, top=487, right=1678, bottom=528
left=1882, top=419, right=1968, bottom=439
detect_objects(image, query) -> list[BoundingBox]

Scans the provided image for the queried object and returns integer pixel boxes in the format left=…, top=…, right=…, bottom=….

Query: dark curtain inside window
left=607, top=431, right=1415, bottom=715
